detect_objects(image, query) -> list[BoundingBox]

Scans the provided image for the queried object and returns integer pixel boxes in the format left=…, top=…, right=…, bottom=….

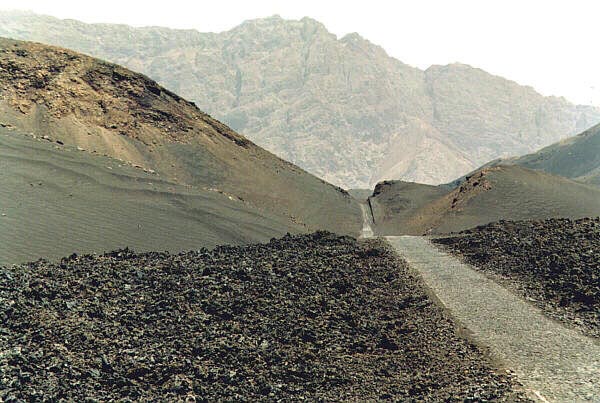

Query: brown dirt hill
left=0, top=38, right=361, bottom=236
left=370, top=165, right=600, bottom=235
left=368, top=181, right=449, bottom=234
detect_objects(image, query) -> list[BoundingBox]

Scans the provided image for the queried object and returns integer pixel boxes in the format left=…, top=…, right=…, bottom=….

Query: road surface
left=359, top=202, right=375, bottom=238
left=386, top=235, right=600, bottom=402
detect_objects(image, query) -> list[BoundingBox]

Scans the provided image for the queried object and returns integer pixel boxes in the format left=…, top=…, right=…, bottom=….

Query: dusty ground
left=0, top=233, right=526, bottom=401
left=433, top=218, right=600, bottom=338
left=0, top=128, right=300, bottom=266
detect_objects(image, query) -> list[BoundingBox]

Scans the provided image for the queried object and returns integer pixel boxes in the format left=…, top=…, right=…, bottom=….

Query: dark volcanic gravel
left=1, top=232, right=525, bottom=401
left=433, top=218, right=600, bottom=338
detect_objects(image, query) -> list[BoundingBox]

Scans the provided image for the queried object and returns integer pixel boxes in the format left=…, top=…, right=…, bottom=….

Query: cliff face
left=2, top=11, right=599, bottom=188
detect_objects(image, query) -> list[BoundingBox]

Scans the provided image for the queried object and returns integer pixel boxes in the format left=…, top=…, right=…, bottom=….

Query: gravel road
left=387, top=235, right=600, bottom=402
left=432, top=218, right=600, bottom=338
left=359, top=202, right=375, bottom=238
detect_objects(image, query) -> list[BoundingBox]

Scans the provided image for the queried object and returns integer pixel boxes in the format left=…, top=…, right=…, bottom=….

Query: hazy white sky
left=2, top=0, right=599, bottom=106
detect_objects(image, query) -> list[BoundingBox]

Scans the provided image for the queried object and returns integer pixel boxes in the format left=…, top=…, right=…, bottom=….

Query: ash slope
left=1, top=11, right=598, bottom=188
left=501, top=123, right=600, bottom=186
left=370, top=165, right=600, bottom=235
left=0, top=127, right=300, bottom=266
left=0, top=233, right=525, bottom=401
left=0, top=37, right=361, bottom=236
left=433, top=218, right=600, bottom=338
left=369, top=180, right=450, bottom=234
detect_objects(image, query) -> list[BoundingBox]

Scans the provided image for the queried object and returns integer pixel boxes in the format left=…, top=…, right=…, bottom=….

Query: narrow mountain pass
left=386, top=235, right=600, bottom=402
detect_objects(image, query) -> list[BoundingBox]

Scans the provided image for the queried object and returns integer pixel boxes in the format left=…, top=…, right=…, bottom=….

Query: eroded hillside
left=370, top=166, right=600, bottom=235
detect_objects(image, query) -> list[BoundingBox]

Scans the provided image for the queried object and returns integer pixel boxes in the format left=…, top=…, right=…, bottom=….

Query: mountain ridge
left=501, top=122, right=600, bottom=186
left=1, top=10, right=599, bottom=188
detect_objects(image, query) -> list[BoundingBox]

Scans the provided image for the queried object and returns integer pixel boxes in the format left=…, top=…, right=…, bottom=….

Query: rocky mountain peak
left=230, top=15, right=330, bottom=39
left=1, top=11, right=599, bottom=188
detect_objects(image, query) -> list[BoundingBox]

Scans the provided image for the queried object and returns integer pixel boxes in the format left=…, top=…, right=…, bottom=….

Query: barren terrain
left=0, top=127, right=300, bottom=265
left=0, top=37, right=361, bottom=237
left=433, top=218, right=600, bottom=338
left=370, top=165, right=600, bottom=235
left=0, top=233, right=526, bottom=401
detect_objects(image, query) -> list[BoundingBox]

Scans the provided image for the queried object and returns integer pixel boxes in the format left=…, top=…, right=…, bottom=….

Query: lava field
left=1, top=232, right=525, bottom=401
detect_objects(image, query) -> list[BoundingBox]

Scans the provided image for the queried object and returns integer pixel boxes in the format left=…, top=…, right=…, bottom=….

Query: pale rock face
left=1, top=11, right=599, bottom=188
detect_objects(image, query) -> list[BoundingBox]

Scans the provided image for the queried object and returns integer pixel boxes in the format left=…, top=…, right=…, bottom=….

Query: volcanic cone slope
left=370, top=165, right=600, bottom=235
left=0, top=37, right=361, bottom=237
left=0, top=127, right=300, bottom=265
left=503, top=123, right=600, bottom=186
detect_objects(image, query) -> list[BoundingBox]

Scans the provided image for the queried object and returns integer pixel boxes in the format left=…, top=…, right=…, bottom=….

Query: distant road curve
left=359, top=202, right=375, bottom=238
